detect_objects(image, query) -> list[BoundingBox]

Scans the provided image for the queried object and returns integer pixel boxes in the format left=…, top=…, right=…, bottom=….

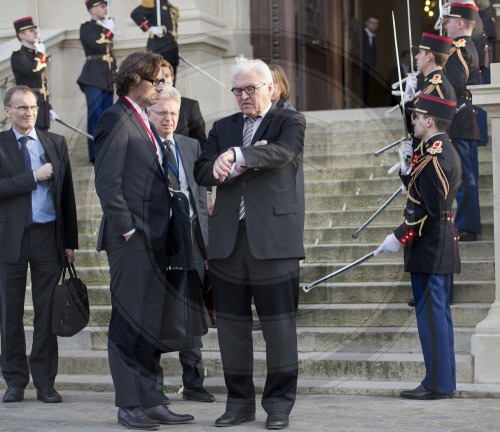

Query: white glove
left=34, top=41, right=46, bottom=54
left=102, top=17, right=116, bottom=33
left=146, top=26, right=164, bottom=37
left=49, top=109, right=59, bottom=122
left=374, top=233, right=402, bottom=256
left=398, top=140, right=413, bottom=175
left=403, top=72, right=418, bottom=103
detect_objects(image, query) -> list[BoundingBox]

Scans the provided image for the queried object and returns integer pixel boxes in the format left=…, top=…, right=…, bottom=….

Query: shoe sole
left=118, top=419, right=159, bottom=430
left=215, top=416, right=256, bottom=427
left=3, top=398, right=23, bottom=403
left=266, top=425, right=289, bottom=430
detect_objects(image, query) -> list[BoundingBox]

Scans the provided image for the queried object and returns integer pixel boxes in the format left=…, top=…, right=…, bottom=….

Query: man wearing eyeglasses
left=93, top=51, right=193, bottom=430
left=0, top=85, right=78, bottom=404
left=194, top=59, right=306, bottom=430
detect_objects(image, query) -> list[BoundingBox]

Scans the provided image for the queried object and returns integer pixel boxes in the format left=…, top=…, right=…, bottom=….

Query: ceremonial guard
left=443, top=3, right=481, bottom=241
left=375, top=94, right=462, bottom=400
left=77, top=0, right=117, bottom=164
left=11, top=17, right=53, bottom=131
left=131, top=0, right=180, bottom=81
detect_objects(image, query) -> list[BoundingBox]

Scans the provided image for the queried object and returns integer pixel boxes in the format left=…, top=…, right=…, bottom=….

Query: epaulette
left=12, top=48, right=20, bottom=53
left=428, top=73, right=443, bottom=85
left=140, top=0, right=155, bottom=8
left=453, top=38, right=467, bottom=48
left=427, top=140, right=443, bottom=155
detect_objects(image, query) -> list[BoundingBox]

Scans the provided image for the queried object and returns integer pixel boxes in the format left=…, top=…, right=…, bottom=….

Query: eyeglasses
left=148, top=109, right=178, bottom=117
left=8, top=105, right=39, bottom=113
left=141, top=77, right=166, bottom=87
left=231, top=83, right=266, bottom=96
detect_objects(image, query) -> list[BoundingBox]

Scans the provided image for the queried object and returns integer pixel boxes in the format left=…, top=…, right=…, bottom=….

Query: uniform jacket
left=11, top=46, right=51, bottom=129
left=444, top=36, right=480, bottom=140
left=0, top=128, right=78, bottom=264
left=194, top=108, right=306, bottom=260
left=176, top=97, right=206, bottom=149
left=394, top=133, right=462, bottom=274
left=77, top=19, right=117, bottom=92
left=131, top=0, right=179, bottom=66
left=94, top=98, right=171, bottom=253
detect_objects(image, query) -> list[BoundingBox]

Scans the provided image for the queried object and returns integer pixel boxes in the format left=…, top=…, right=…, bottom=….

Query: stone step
left=24, top=376, right=500, bottom=398
left=304, top=189, right=493, bottom=212
left=304, top=174, right=493, bottom=195
left=22, top=301, right=489, bottom=329
left=304, top=241, right=494, bottom=262
left=52, top=350, right=473, bottom=383
left=303, top=223, right=494, bottom=243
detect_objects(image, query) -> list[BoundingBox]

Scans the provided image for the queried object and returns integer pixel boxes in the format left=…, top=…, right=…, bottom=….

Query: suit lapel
left=173, top=134, right=195, bottom=188
left=230, top=114, right=245, bottom=149
left=2, top=129, right=24, bottom=173
left=252, top=110, right=274, bottom=144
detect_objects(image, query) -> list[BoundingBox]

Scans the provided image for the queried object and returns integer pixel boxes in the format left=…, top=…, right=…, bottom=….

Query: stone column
left=469, top=63, right=500, bottom=383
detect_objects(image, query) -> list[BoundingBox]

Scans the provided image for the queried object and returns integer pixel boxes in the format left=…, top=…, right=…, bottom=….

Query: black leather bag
left=52, top=263, right=90, bottom=337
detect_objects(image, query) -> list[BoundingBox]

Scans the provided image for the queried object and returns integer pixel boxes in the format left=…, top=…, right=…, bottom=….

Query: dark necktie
left=239, top=117, right=258, bottom=220
left=165, top=140, right=181, bottom=191
left=19, top=135, right=33, bottom=225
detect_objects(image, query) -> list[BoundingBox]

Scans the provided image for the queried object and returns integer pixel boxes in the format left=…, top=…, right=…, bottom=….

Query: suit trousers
left=209, top=221, right=300, bottom=415
left=411, top=273, right=456, bottom=394
left=84, top=85, right=113, bottom=163
left=105, top=230, right=166, bottom=409
left=179, top=345, right=204, bottom=389
left=0, top=222, right=61, bottom=389
left=452, top=139, right=481, bottom=234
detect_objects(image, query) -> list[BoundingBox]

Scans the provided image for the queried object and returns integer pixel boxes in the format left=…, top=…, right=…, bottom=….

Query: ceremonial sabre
left=156, top=0, right=161, bottom=29
left=34, top=0, right=42, bottom=41
left=351, top=186, right=404, bottom=239
left=373, top=136, right=407, bottom=157
left=55, top=118, right=94, bottom=140
left=407, top=0, right=414, bottom=73
left=107, top=0, right=111, bottom=18
left=303, top=252, right=376, bottom=293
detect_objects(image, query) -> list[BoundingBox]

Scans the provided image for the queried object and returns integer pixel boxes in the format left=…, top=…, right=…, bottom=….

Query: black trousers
left=105, top=230, right=167, bottom=409
left=0, top=222, right=61, bottom=389
left=209, top=222, right=300, bottom=415
left=179, top=345, right=204, bottom=389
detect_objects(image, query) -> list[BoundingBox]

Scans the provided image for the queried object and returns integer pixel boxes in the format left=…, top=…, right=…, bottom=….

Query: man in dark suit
left=131, top=0, right=179, bottom=82
left=93, top=51, right=193, bottom=430
left=0, top=85, right=78, bottom=404
left=375, top=94, right=462, bottom=400
left=11, top=17, right=56, bottom=130
left=147, top=86, right=214, bottom=404
left=77, top=0, right=117, bottom=163
left=362, top=15, right=379, bottom=105
left=194, top=59, right=306, bottom=430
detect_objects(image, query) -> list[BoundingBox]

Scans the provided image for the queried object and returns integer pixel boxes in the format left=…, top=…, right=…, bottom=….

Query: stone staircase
left=17, top=107, right=497, bottom=397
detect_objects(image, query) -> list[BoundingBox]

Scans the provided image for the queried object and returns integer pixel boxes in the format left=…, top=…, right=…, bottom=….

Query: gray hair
left=230, top=58, right=273, bottom=86
left=158, top=86, right=182, bottom=107
left=3, top=85, right=38, bottom=107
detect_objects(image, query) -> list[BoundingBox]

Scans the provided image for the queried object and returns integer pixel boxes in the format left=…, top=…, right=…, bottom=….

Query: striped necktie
left=239, top=116, right=259, bottom=220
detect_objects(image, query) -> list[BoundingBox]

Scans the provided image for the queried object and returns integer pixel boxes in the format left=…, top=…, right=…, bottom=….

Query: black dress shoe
left=36, top=386, right=62, bottom=403
left=144, top=404, right=194, bottom=425
left=162, top=392, right=171, bottom=405
left=215, top=411, right=256, bottom=427
left=3, top=386, right=24, bottom=403
left=458, top=230, right=477, bottom=242
left=266, top=412, right=289, bottom=430
left=118, top=407, right=159, bottom=430
left=182, top=387, right=215, bottom=402
left=400, top=384, right=453, bottom=400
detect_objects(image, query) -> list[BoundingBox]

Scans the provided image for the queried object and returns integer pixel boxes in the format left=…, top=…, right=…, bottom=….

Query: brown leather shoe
left=3, top=386, right=24, bottom=403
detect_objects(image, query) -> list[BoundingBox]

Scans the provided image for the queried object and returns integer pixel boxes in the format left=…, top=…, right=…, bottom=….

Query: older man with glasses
left=194, top=59, right=306, bottom=430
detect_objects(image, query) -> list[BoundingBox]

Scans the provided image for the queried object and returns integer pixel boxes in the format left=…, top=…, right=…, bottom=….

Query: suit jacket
left=11, top=46, right=51, bottom=129
left=362, top=29, right=377, bottom=68
left=176, top=97, right=207, bottom=149
left=394, top=134, right=462, bottom=274
left=131, top=0, right=179, bottom=66
left=77, top=19, right=117, bottom=92
left=194, top=108, right=306, bottom=260
left=444, top=36, right=480, bottom=140
left=0, top=128, right=78, bottom=264
left=94, top=98, right=171, bottom=253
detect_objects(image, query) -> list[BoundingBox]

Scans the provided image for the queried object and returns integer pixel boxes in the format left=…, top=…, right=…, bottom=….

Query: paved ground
left=1, top=391, right=500, bottom=432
